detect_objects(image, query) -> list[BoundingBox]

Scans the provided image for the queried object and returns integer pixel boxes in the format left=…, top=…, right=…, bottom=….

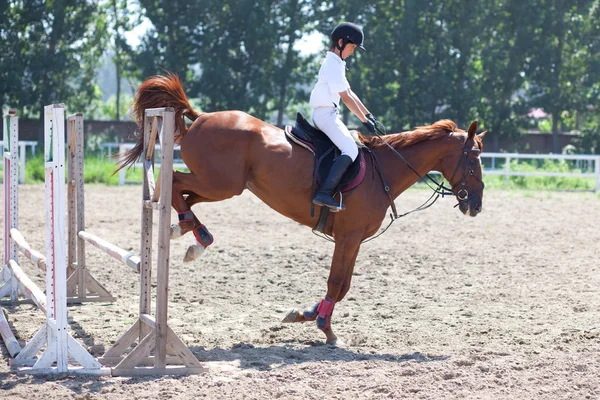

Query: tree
left=475, top=0, right=538, bottom=151
left=108, top=0, right=135, bottom=121
left=133, top=0, right=204, bottom=84
left=273, top=0, right=315, bottom=126
left=0, top=1, right=27, bottom=109
left=526, top=0, right=599, bottom=153
left=1, top=0, right=108, bottom=124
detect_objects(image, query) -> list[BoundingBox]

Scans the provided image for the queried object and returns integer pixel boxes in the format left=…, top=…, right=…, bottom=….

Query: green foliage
left=86, top=92, right=134, bottom=121
left=20, top=153, right=178, bottom=185
left=24, top=154, right=45, bottom=183
left=83, top=157, right=124, bottom=185
left=573, top=125, right=600, bottom=154
left=538, top=119, right=553, bottom=132
left=0, top=0, right=109, bottom=117
left=2, top=0, right=599, bottom=149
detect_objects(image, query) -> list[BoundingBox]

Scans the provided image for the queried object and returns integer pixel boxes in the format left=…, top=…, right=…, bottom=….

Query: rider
left=310, top=22, right=377, bottom=212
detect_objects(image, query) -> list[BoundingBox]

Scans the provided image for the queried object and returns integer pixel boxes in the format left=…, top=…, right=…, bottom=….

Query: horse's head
left=441, top=120, right=486, bottom=217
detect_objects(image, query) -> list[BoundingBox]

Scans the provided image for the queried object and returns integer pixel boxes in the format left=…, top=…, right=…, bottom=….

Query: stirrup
left=313, top=192, right=344, bottom=212
left=331, top=191, right=344, bottom=212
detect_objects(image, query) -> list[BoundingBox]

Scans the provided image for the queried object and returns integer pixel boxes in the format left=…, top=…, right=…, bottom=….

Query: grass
left=481, top=158, right=597, bottom=191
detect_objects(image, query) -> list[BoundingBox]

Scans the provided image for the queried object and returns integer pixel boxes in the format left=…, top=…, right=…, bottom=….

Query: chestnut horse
left=118, top=74, right=486, bottom=345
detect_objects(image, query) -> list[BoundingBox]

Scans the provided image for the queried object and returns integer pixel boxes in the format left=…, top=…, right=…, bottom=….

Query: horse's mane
left=361, top=119, right=465, bottom=149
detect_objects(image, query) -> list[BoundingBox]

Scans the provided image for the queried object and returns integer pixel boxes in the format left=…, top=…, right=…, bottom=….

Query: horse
left=117, top=73, right=486, bottom=345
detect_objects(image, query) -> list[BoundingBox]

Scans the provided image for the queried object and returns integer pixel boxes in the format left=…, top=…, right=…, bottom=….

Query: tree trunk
left=552, top=114, right=560, bottom=154
left=115, top=56, right=121, bottom=121
left=276, top=0, right=299, bottom=127
left=112, top=0, right=121, bottom=121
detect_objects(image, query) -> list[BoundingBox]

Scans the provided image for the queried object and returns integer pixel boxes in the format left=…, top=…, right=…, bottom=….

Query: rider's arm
left=348, top=89, right=370, bottom=117
left=340, top=90, right=368, bottom=122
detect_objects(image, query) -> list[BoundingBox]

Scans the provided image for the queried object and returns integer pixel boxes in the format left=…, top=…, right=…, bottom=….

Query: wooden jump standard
left=0, top=105, right=109, bottom=375
left=0, top=110, right=113, bottom=306
left=0, top=109, right=21, bottom=358
left=70, top=108, right=206, bottom=376
left=65, top=114, right=115, bottom=303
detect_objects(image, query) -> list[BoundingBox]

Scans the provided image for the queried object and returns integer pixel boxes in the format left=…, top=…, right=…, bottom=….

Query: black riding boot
left=312, top=154, right=353, bottom=212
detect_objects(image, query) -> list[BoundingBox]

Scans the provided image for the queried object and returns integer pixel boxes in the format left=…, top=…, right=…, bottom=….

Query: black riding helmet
left=331, top=22, right=366, bottom=60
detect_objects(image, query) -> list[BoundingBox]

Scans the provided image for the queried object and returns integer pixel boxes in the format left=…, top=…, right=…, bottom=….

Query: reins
left=363, top=121, right=484, bottom=242
left=312, top=121, right=482, bottom=244
left=360, top=123, right=449, bottom=243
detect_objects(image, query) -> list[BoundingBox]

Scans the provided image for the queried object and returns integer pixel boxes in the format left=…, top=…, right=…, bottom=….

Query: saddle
left=284, top=112, right=367, bottom=231
left=285, top=112, right=366, bottom=192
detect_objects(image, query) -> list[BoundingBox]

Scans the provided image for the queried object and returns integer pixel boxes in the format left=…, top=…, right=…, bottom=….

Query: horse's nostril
left=475, top=205, right=482, bottom=213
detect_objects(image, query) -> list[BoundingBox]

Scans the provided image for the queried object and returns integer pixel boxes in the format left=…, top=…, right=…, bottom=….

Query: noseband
left=448, top=145, right=485, bottom=208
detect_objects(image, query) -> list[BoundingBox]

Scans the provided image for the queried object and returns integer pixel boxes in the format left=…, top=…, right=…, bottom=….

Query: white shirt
left=309, top=51, right=350, bottom=109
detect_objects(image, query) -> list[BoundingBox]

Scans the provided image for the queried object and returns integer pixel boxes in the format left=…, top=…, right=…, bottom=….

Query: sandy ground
left=0, top=184, right=599, bottom=399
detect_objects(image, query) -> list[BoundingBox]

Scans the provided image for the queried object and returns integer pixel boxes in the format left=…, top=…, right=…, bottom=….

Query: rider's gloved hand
left=362, top=119, right=376, bottom=134
left=366, top=113, right=376, bottom=124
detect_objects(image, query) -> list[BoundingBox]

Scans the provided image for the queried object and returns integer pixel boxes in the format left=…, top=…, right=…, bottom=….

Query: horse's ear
left=477, top=131, right=487, bottom=141
left=467, top=120, right=478, bottom=139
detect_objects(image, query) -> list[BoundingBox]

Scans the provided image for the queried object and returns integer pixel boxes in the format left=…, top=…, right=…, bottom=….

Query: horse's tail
left=115, top=72, right=201, bottom=172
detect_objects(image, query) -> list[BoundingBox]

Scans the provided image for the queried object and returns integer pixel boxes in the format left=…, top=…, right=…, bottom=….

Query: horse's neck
left=377, top=135, right=453, bottom=199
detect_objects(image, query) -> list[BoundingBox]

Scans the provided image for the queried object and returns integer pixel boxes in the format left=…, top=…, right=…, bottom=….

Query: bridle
left=447, top=145, right=485, bottom=208
left=361, top=124, right=484, bottom=243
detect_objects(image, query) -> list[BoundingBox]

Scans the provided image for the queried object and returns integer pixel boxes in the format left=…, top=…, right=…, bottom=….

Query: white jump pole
left=78, top=231, right=141, bottom=273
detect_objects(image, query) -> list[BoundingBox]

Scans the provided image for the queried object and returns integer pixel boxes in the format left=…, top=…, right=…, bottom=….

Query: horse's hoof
left=183, top=243, right=205, bottom=262
left=282, top=309, right=300, bottom=323
left=170, top=224, right=183, bottom=240
left=326, top=337, right=343, bottom=347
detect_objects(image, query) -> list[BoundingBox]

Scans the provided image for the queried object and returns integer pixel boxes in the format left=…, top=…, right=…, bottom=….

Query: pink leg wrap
left=316, top=296, right=335, bottom=331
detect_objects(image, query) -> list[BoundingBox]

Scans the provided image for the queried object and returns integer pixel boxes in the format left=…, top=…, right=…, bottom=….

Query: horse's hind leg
left=170, top=192, right=204, bottom=238
left=171, top=171, right=214, bottom=262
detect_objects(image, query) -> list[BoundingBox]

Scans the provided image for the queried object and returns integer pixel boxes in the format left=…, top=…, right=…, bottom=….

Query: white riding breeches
left=311, top=107, right=358, bottom=161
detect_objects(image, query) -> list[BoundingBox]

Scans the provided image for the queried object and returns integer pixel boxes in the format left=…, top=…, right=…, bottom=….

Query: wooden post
left=595, top=156, right=599, bottom=193
left=100, top=107, right=207, bottom=376
left=0, top=105, right=109, bottom=376
left=2, top=109, right=19, bottom=302
left=154, top=109, right=174, bottom=368
left=505, top=156, right=511, bottom=188
left=66, top=113, right=115, bottom=303
left=44, top=103, right=69, bottom=371
left=0, top=306, right=21, bottom=357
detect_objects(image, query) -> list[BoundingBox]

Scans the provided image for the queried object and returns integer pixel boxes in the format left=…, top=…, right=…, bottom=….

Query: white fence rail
left=105, top=142, right=600, bottom=192
left=111, top=143, right=187, bottom=185
left=482, top=153, right=600, bottom=192
left=0, top=141, right=38, bottom=184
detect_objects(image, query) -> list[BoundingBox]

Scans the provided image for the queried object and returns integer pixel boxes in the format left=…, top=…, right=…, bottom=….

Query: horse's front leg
left=170, top=173, right=214, bottom=262
left=283, top=234, right=361, bottom=346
